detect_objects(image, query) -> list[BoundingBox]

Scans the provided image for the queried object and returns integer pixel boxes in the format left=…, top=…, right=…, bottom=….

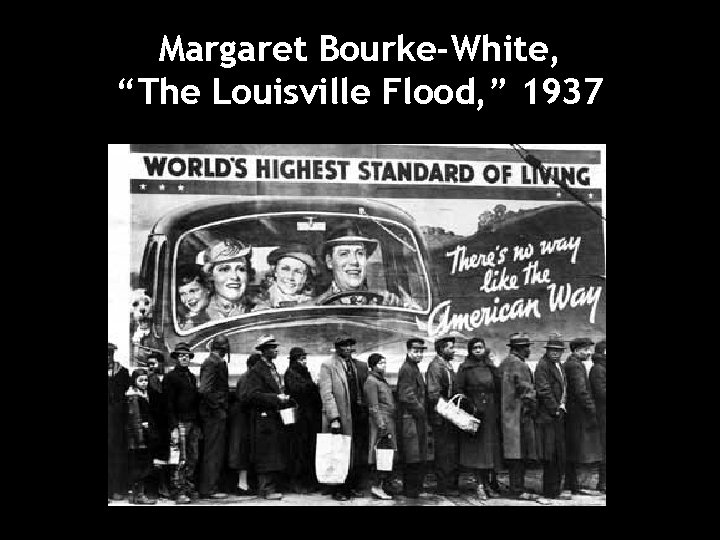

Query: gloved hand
left=330, top=419, right=342, bottom=434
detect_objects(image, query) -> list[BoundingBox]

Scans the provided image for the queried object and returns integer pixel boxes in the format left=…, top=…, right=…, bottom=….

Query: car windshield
left=173, top=212, right=430, bottom=334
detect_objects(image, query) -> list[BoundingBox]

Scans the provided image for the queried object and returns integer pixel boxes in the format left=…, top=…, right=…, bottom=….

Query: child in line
left=126, top=368, right=158, bottom=505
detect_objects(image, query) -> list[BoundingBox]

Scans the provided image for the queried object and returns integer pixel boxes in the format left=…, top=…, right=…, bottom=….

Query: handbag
left=436, top=394, right=482, bottom=433
left=315, top=433, right=352, bottom=484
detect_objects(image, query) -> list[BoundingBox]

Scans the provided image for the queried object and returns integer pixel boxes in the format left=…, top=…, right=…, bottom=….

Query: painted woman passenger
left=254, top=244, right=316, bottom=310
left=202, top=239, right=256, bottom=320
left=176, top=265, right=211, bottom=330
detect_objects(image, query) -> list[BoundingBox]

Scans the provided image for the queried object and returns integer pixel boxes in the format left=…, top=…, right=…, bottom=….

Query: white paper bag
left=315, top=433, right=351, bottom=485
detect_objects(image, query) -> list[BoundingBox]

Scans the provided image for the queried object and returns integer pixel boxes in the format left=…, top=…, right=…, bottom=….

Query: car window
left=173, top=213, right=430, bottom=334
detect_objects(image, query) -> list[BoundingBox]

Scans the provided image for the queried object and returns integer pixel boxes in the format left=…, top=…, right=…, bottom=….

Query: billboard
left=115, top=144, right=605, bottom=385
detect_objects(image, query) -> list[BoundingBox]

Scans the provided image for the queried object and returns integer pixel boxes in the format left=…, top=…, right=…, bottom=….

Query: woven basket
left=436, top=394, right=481, bottom=433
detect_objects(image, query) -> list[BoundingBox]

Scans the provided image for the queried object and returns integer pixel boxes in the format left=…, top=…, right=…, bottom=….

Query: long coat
left=534, top=356, right=566, bottom=465
left=363, top=371, right=398, bottom=464
left=245, top=359, right=288, bottom=474
left=126, top=388, right=158, bottom=451
left=284, top=362, right=322, bottom=480
left=198, top=352, right=229, bottom=420
left=499, top=353, right=538, bottom=461
left=589, top=355, right=606, bottom=462
left=108, top=363, right=130, bottom=496
left=397, top=359, right=428, bottom=464
left=148, top=374, right=170, bottom=461
left=426, top=355, right=457, bottom=427
left=318, top=354, right=369, bottom=467
left=228, top=372, right=252, bottom=470
left=456, top=355, right=502, bottom=470
left=564, top=354, right=602, bottom=464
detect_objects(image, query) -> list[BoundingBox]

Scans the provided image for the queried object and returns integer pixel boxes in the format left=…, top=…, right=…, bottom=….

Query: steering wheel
left=319, top=291, right=385, bottom=306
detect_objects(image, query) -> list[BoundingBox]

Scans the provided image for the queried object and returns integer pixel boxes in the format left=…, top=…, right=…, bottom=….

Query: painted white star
left=178, top=184, right=185, bottom=192
left=139, top=184, right=147, bottom=190
left=556, top=192, right=562, bottom=198
left=159, top=184, right=166, bottom=191
left=588, top=193, right=594, bottom=199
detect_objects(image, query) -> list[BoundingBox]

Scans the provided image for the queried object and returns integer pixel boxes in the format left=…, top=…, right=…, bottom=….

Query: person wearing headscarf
left=456, top=337, right=502, bottom=501
left=284, top=347, right=322, bottom=493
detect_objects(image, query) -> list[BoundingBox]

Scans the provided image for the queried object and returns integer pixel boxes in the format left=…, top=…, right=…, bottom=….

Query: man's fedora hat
left=210, top=335, right=231, bottom=351
left=595, top=340, right=606, bottom=355
left=407, top=338, right=428, bottom=349
left=170, top=342, right=195, bottom=359
left=289, top=347, right=307, bottom=361
left=202, top=239, right=252, bottom=273
left=255, top=334, right=280, bottom=351
left=267, top=244, right=316, bottom=274
left=507, top=332, right=532, bottom=347
left=108, top=342, right=118, bottom=352
left=322, top=221, right=379, bottom=258
left=570, top=337, right=595, bottom=348
left=544, top=332, right=566, bottom=350
left=334, top=334, right=357, bottom=348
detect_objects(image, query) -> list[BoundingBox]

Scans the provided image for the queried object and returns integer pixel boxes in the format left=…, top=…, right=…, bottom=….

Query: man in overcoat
left=534, top=334, right=571, bottom=502
left=108, top=342, right=130, bottom=502
left=590, top=339, right=606, bottom=494
left=246, top=335, right=292, bottom=500
left=397, top=337, right=429, bottom=498
left=426, top=336, right=460, bottom=496
left=499, top=332, right=539, bottom=500
left=563, top=337, right=602, bottom=495
left=198, top=335, right=231, bottom=499
left=318, top=334, right=369, bottom=500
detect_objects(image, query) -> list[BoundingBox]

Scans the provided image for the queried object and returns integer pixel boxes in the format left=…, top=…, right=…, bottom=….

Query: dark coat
left=108, top=363, right=130, bottom=496
left=426, top=355, right=457, bottom=427
left=499, top=353, right=538, bottom=461
left=397, top=359, right=428, bottom=464
left=228, top=372, right=252, bottom=470
left=456, top=354, right=502, bottom=470
left=589, top=355, right=606, bottom=461
left=534, top=356, right=566, bottom=465
left=284, top=361, right=322, bottom=480
left=126, top=389, right=158, bottom=451
left=245, top=359, right=288, bottom=474
left=148, top=374, right=170, bottom=461
left=564, top=354, right=602, bottom=464
left=163, top=366, right=199, bottom=428
left=363, top=371, right=398, bottom=464
left=198, top=352, right=229, bottom=420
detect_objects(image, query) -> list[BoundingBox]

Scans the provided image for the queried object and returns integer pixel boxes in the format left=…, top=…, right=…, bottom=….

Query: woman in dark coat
left=589, top=340, right=606, bottom=493
left=108, top=343, right=130, bottom=501
left=363, top=353, right=397, bottom=500
left=126, top=369, right=158, bottom=504
left=284, top=347, right=323, bottom=493
left=146, top=353, right=171, bottom=498
left=456, top=337, right=502, bottom=501
left=228, top=353, right=261, bottom=494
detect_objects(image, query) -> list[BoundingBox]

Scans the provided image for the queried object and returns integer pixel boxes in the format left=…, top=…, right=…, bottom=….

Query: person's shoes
left=189, top=491, right=200, bottom=500
left=476, top=484, right=488, bottom=501
left=535, top=497, right=554, bottom=505
left=111, top=493, right=125, bottom=501
left=558, top=491, right=573, bottom=500
left=264, top=492, right=283, bottom=500
left=438, top=488, right=461, bottom=497
left=371, top=486, right=392, bottom=500
left=486, top=486, right=501, bottom=498
left=133, top=494, right=157, bottom=505
left=199, top=492, right=228, bottom=500
left=176, top=494, right=191, bottom=505
left=516, top=492, right=541, bottom=501
left=350, top=488, right=365, bottom=498
left=235, top=487, right=255, bottom=496
left=571, top=489, right=593, bottom=496
left=332, top=492, right=349, bottom=501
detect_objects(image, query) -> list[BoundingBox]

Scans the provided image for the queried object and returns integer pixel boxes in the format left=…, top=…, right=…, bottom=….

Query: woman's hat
left=289, top=347, right=307, bottom=361
left=322, top=221, right=379, bottom=258
left=267, top=244, right=316, bottom=273
left=507, top=332, right=532, bottom=347
left=202, top=239, right=252, bottom=273
left=170, top=342, right=194, bottom=359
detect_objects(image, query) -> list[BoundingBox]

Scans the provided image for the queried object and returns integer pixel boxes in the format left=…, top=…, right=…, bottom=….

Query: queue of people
left=108, top=331, right=606, bottom=504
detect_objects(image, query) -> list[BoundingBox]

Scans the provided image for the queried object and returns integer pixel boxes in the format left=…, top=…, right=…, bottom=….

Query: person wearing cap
left=499, top=333, right=539, bottom=501
left=426, top=336, right=461, bottom=496
left=254, top=244, right=317, bottom=311
left=163, top=342, right=201, bottom=504
left=363, top=353, right=397, bottom=500
left=315, top=221, right=418, bottom=308
left=534, top=333, right=572, bottom=502
left=284, top=346, right=322, bottom=494
left=245, top=334, right=292, bottom=500
left=397, top=338, right=429, bottom=499
left=456, top=337, right=502, bottom=501
left=563, top=337, right=602, bottom=496
left=228, top=353, right=262, bottom=496
left=589, top=340, right=606, bottom=494
left=176, top=264, right=211, bottom=330
left=198, top=335, right=231, bottom=500
left=202, top=239, right=255, bottom=320
left=108, top=342, right=130, bottom=502
left=318, top=334, right=370, bottom=501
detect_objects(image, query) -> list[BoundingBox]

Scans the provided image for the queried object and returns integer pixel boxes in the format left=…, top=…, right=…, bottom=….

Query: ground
left=108, top=468, right=606, bottom=506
